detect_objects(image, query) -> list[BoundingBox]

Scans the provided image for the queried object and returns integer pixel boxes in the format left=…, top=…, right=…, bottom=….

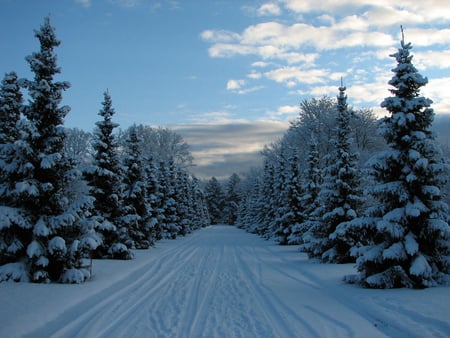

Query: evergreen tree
left=0, top=71, right=31, bottom=278
left=86, top=91, right=132, bottom=260
left=341, top=29, right=450, bottom=288
left=143, top=155, right=160, bottom=242
left=223, top=173, right=241, bottom=225
left=301, top=83, right=361, bottom=262
left=190, top=176, right=210, bottom=229
left=158, top=158, right=180, bottom=239
left=269, top=148, right=303, bottom=245
left=288, top=135, right=321, bottom=244
left=204, top=177, right=224, bottom=224
left=259, top=159, right=277, bottom=237
left=175, top=167, right=192, bottom=236
left=120, top=125, right=152, bottom=249
left=0, top=72, right=22, bottom=145
left=0, top=17, right=99, bottom=283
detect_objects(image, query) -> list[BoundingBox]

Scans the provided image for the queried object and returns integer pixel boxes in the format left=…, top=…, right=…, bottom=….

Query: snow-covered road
left=1, top=225, right=449, bottom=338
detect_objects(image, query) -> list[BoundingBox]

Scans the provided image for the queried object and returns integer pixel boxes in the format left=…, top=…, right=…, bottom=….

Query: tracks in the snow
left=24, top=225, right=450, bottom=338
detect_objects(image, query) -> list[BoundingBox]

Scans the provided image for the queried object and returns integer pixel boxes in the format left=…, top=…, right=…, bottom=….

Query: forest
left=0, top=18, right=449, bottom=289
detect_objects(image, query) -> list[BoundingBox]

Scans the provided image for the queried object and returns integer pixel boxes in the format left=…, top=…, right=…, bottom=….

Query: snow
left=1, top=225, right=449, bottom=338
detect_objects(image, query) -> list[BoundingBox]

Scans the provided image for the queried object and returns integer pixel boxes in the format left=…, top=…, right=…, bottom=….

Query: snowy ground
left=1, top=225, right=449, bottom=338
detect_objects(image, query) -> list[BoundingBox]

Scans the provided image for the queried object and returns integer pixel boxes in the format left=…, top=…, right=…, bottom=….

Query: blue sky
left=1, top=0, right=449, bottom=178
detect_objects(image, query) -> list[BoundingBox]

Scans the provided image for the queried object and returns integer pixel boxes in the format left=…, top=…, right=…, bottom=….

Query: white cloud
left=226, top=79, right=245, bottom=90
left=414, top=50, right=450, bottom=70
left=74, top=0, right=91, bottom=7
left=252, top=61, right=271, bottom=68
left=264, top=67, right=329, bottom=85
left=257, top=3, right=282, bottom=16
left=247, top=71, right=262, bottom=80
left=226, top=79, right=264, bottom=95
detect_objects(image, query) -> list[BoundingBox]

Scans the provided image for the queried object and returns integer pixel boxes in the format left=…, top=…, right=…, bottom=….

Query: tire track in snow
left=25, top=232, right=203, bottom=338
left=234, top=244, right=321, bottom=338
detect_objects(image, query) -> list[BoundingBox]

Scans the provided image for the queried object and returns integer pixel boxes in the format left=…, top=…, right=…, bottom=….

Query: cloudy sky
left=1, top=0, right=449, bottom=178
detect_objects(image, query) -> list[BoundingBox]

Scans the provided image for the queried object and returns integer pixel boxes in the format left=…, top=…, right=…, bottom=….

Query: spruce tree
left=224, top=173, right=241, bottom=225
left=120, top=125, right=152, bottom=249
left=204, top=177, right=224, bottom=224
left=0, top=71, right=31, bottom=279
left=342, top=29, right=450, bottom=288
left=324, top=82, right=362, bottom=263
left=190, top=176, right=210, bottom=229
left=143, top=155, right=159, bottom=243
left=288, top=135, right=321, bottom=245
left=4, top=17, right=99, bottom=283
left=86, top=91, right=132, bottom=259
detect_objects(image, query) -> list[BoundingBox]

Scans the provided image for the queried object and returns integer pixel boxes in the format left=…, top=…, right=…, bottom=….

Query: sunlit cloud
left=257, top=3, right=282, bottom=16
left=173, top=120, right=289, bottom=178
left=227, top=79, right=245, bottom=90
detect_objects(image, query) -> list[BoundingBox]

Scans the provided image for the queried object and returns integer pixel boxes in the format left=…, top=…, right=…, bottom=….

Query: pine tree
left=0, top=72, right=22, bottom=145
left=0, top=72, right=31, bottom=279
left=175, top=168, right=192, bottom=235
left=86, top=91, right=132, bottom=260
left=342, top=29, right=450, bottom=288
left=190, top=176, right=210, bottom=229
left=120, top=125, right=152, bottom=249
left=1, top=17, right=99, bottom=283
left=204, top=177, right=224, bottom=224
left=269, top=148, right=303, bottom=245
left=157, top=158, right=180, bottom=239
left=288, top=135, right=321, bottom=245
left=324, top=82, right=362, bottom=262
left=143, top=155, right=159, bottom=242
left=224, top=173, right=241, bottom=225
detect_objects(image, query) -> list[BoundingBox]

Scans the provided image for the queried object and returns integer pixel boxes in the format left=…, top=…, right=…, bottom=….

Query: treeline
left=0, top=18, right=209, bottom=283
left=236, top=33, right=450, bottom=288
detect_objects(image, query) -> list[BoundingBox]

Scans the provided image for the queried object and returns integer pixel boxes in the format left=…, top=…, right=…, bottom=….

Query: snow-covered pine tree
left=0, top=72, right=22, bottom=145
left=204, top=177, right=224, bottom=225
left=0, top=71, right=32, bottom=281
left=120, top=125, right=152, bottom=249
left=173, top=167, right=190, bottom=236
left=301, top=83, right=361, bottom=262
left=190, top=176, right=210, bottom=229
left=288, top=135, right=321, bottom=245
left=269, top=147, right=303, bottom=245
left=85, top=91, right=132, bottom=260
left=236, top=168, right=262, bottom=233
left=158, top=158, right=180, bottom=239
left=258, top=158, right=277, bottom=237
left=143, top=154, right=160, bottom=242
left=10, top=17, right=99, bottom=283
left=223, top=173, right=241, bottom=225
left=341, top=28, right=450, bottom=288
left=323, top=81, right=362, bottom=263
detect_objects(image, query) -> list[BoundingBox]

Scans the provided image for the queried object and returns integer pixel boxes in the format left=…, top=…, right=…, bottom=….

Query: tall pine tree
left=0, top=17, right=99, bottom=283
left=341, top=28, right=450, bottom=288
left=120, top=125, right=152, bottom=249
left=86, top=91, right=132, bottom=260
